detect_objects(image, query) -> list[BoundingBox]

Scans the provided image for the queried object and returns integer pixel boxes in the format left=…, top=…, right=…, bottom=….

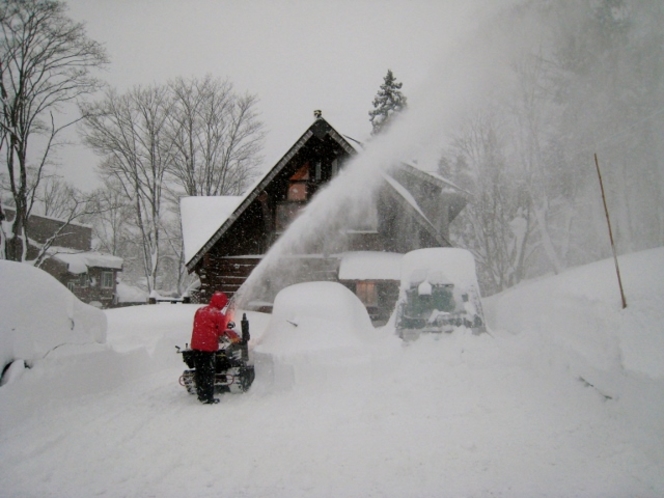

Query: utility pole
left=594, top=153, right=627, bottom=309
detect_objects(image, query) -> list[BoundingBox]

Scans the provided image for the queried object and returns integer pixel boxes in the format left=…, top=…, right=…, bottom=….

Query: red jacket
left=190, top=292, right=239, bottom=352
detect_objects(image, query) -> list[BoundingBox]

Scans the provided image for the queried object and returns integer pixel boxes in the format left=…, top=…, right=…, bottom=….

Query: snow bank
left=115, top=281, right=148, bottom=304
left=484, top=247, right=664, bottom=381
left=0, top=261, right=106, bottom=383
left=1, top=251, right=664, bottom=496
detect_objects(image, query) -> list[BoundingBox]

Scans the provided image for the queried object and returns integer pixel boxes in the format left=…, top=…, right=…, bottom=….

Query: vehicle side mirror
left=227, top=321, right=235, bottom=329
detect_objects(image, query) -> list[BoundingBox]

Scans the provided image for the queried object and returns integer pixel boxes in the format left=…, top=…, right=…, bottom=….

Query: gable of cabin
left=217, top=126, right=350, bottom=256
left=193, top=116, right=356, bottom=299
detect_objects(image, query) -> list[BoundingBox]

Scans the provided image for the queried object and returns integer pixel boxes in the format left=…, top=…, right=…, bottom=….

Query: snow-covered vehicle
left=394, top=248, right=486, bottom=339
left=177, top=313, right=255, bottom=394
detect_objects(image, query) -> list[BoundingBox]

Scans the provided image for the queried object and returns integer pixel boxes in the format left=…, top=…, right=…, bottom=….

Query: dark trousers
left=193, top=350, right=216, bottom=402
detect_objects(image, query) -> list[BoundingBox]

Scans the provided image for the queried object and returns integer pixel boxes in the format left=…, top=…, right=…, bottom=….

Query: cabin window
left=67, top=281, right=76, bottom=291
left=287, top=163, right=310, bottom=201
left=79, top=274, right=89, bottom=287
left=101, top=271, right=114, bottom=289
left=287, top=182, right=307, bottom=201
left=356, top=281, right=378, bottom=307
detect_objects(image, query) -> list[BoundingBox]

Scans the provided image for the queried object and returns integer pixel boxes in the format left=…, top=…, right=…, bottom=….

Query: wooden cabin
left=181, top=113, right=469, bottom=320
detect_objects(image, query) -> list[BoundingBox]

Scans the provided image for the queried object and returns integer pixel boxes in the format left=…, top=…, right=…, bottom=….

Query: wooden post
left=594, top=153, right=627, bottom=309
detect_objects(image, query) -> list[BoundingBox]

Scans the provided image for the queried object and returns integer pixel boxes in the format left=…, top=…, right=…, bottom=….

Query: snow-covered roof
left=383, top=174, right=427, bottom=219
left=180, top=196, right=244, bottom=264
left=382, top=173, right=448, bottom=246
left=399, top=161, right=471, bottom=195
left=53, top=251, right=123, bottom=274
left=338, top=251, right=403, bottom=281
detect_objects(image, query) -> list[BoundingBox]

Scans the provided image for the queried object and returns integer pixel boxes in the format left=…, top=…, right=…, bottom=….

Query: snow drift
left=484, top=247, right=664, bottom=381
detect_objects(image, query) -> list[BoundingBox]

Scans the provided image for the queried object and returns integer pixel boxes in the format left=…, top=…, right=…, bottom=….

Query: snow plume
left=234, top=141, right=394, bottom=308
left=233, top=0, right=542, bottom=308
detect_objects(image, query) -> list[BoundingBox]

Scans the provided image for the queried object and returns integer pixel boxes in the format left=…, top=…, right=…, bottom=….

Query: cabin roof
left=181, top=196, right=243, bottom=264
left=181, top=116, right=468, bottom=271
left=381, top=173, right=450, bottom=246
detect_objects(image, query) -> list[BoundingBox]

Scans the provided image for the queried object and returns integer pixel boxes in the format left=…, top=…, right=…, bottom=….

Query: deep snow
left=1, top=249, right=664, bottom=497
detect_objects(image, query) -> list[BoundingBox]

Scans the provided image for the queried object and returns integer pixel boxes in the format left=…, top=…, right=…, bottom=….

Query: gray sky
left=59, top=0, right=484, bottom=189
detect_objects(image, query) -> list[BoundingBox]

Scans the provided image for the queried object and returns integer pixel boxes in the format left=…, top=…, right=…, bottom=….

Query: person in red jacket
left=190, top=291, right=239, bottom=404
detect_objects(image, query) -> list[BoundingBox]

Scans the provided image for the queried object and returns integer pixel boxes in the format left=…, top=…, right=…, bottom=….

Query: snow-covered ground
left=1, top=248, right=664, bottom=497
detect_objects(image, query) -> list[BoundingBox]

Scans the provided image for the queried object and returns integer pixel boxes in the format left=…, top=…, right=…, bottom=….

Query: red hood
left=209, top=291, right=228, bottom=310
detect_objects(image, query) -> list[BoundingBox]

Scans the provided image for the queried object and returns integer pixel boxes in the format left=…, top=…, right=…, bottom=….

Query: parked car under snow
left=394, top=248, right=486, bottom=339
left=252, top=281, right=379, bottom=390
left=0, top=261, right=107, bottom=386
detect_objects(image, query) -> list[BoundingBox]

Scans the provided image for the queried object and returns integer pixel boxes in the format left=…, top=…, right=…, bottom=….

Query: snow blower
left=176, top=313, right=255, bottom=394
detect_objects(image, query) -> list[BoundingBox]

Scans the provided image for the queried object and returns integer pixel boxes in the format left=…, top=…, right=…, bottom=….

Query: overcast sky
left=59, top=0, right=490, bottom=189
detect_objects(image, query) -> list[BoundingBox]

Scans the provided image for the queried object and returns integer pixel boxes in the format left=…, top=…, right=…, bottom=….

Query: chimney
left=313, top=110, right=322, bottom=119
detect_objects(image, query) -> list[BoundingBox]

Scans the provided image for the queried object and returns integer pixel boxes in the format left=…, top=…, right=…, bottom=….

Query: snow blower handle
left=241, top=313, right=250, bottom=344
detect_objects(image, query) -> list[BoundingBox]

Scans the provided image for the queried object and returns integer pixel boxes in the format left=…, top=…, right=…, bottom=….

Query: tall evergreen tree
left=368, top=69, right=407, bottom=135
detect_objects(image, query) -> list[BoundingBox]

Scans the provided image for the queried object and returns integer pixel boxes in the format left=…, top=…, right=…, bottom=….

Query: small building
left=40, top=250, right=123, bottom=308
left=2, top=208, right=123, bottom=308
left=181, top=113, right=469, bottom=320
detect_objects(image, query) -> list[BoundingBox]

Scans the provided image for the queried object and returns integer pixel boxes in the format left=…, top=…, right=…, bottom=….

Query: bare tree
left=83, top=175, right=133, bottom=257
left=35, top=173, right=77, bottom=218
left=166, top=75, right=264, bottom=197
left=0, top=0, right=107, bottom=261
left=31, top=191, right=97, bottom=268
left=442, top=112, right=534, bottom=295
left=80, top=85, right=173, bottom=293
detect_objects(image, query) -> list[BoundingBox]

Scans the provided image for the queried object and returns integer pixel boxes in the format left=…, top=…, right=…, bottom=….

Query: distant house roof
left=51, top=250, right=123, bottom=274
